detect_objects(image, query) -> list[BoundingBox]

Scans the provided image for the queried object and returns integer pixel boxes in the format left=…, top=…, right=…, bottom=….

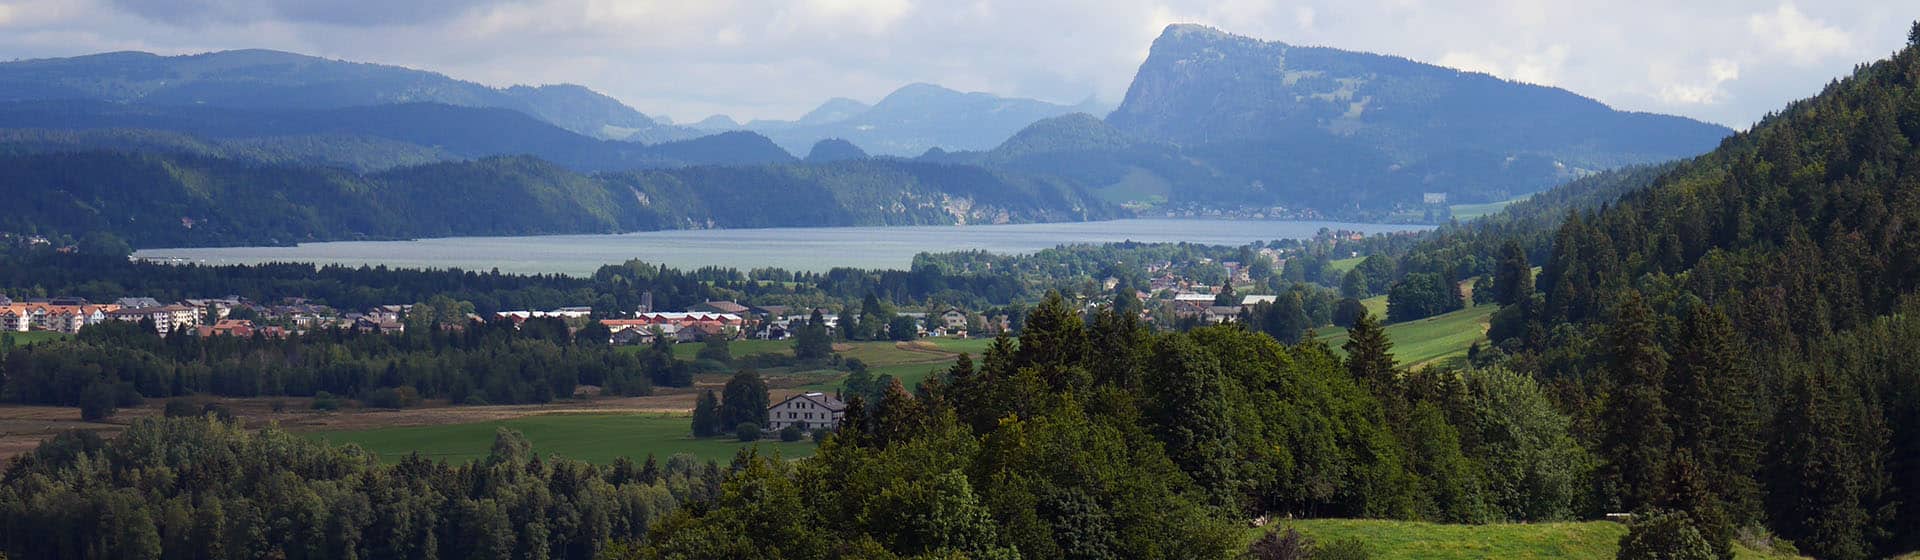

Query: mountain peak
left=796, top=97, right=871, bottom=126
left=805, top=138, right=870, bottom=163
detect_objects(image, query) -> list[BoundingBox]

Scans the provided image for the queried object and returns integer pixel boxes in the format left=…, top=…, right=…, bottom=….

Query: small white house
left=766, top=392, right=847, bottom=433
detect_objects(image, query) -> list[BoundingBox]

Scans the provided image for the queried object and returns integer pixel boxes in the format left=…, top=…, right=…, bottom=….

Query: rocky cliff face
left=1109, top=24, right=1730, bottom=167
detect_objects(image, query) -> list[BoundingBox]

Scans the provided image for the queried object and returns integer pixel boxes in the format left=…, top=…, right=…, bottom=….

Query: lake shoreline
left=134, top=218, right=1434, bottom=276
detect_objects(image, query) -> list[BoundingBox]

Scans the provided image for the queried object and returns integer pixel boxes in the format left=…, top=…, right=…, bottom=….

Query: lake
left=133, top=219, right=1433, bottom=276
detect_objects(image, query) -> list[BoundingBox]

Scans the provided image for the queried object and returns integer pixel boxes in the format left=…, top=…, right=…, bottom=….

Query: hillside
left=0, top=100, right=792, bottom=172
left=1039, top=24, right=1733, bottom=214
left=0, top=149, right=1118, bottom=247
left=1459, top=33, right=1920, bottom=560
left=0, top=49, right=701, bottom=142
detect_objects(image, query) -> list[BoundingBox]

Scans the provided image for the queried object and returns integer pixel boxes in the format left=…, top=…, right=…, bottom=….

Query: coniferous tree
left=691, top=390, right=721, bottom=437
left=793, top=309, right=833, bottom=361
left=1667, top=303, right=1761, bottom=520
left=1659, top=451, right=1735, bottom=560
left=1342, top=311, right=1397, bottom=397
left=1494, top=241, right=1534, bottom=307
left=1768, top=369, right=1871, bottom=560
left=1596, top=290, right=1672, bottom=513
left=1087, top=305, right=1147, bottom=389
left=1015, top=291, right=1090, bottom=390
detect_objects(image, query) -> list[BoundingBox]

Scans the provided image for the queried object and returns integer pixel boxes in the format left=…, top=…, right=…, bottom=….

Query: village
left=0, top=248, right=1314, bottom=344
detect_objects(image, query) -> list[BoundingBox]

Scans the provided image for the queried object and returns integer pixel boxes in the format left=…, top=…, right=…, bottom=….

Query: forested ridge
left=0, top=148, right=1117, bottom=248
left=1466, top=30, right=1920, bottom=559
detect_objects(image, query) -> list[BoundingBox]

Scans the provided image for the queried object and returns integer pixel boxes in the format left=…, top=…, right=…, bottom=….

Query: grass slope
left=1, top=331, right=70, bottom=345
left=1449, top=196, right=1527, bottom=221
left=1320, top=303, right=1496, bottom=370
left=310, top=412, right=815, bottom=465
left=1276, top=519, right=1800, bottom=560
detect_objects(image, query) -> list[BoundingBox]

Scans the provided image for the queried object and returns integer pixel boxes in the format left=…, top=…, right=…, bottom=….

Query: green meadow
left=310, top=412, right=815, bottom=465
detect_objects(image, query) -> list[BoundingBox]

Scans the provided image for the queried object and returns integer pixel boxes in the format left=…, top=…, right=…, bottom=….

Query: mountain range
left=0, top=49, right=702, bottom=143
left=693, top=83, right=1106, bottom=156
left=943, top=24, right=1734, bottom=215
left=0, top=24, right=1748, bottom=245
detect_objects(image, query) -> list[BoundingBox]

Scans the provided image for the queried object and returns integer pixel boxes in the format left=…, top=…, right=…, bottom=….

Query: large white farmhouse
left=766, top=392, right=846, bottom=432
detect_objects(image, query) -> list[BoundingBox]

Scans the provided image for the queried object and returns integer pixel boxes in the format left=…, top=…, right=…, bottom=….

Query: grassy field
left=1449, top=196, right=1528, bottom=221
left=310, top=412, right=816, bottom=464
left=1273, top=519, right=1800, bottom=560
left=1320, top=303, right=1496, bottom=370
left=795, top=337, right=996, bottom=391
left=1327, top=256, right=1367, bottom=275
left=1, top=331, right=70, bottom=345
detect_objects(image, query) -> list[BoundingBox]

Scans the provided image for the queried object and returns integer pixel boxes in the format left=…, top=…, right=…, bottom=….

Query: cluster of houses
left=0, top=294, right=287, bottom=338
left=3, top=289, right=994, bottom=348
left=586, top=300, right=979, bottom=346
left=0, top=293, right=419, bottom=338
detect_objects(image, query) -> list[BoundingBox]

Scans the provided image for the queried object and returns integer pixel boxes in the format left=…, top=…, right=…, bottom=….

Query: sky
left=0, top=0, right=1910, bottom=128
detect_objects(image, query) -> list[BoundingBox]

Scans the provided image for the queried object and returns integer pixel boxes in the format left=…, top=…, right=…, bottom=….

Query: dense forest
left=0, top=142, right=1116, bottom=248
left=1460, top=30, right=1920, bottom=559
left=0, top=419, right=724, bottom=559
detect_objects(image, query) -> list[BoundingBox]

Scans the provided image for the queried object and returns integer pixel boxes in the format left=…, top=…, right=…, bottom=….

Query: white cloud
left=1436, top=45, right=1567, bottom=86
left=0, top=0, right=1904, bottom=127
left=1748, top=3, right=1853, bottom=65
left=1658, top=59, right=1741, bottom=105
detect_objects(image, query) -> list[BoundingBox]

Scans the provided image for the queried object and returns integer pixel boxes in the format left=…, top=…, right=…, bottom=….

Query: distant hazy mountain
left=0, top=100, right=793, bottom=172
left=712, top=84, right=1099, bottom=156
left=805, top=138, right=870, bottom=163
left=691, top=115, right=745, bottom=131
left=794, top=98, right=872, bottom=126
left=0, top=49, right=703, bottom=142
left=989, top=24, right=1732, bottom=215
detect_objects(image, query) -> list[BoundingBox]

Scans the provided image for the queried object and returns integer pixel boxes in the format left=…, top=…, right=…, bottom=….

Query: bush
left=779, top=424, right=804, bottom=442
left=811, top=428, right=831, bottom=444
left=735, top=422, right=760, bottom=442
left=112, top=382, right=144, bottom=408
left=79, top=383, right=117, bottom=422
left=1617, top=511, right=1715, bottom=560
left=163, top=397, right=201, bottom=418
left=1247, top=527, right=1314, bottom=560
left=311, top=391, right=343, bottom=411
left=1315, top=539, right=1371, bottom=560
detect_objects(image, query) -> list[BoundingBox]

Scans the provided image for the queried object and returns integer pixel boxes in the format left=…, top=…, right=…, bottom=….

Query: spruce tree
left=1596, top=290, right=1673, bottom=512
left=794, top=309, right=833, bottom=360
left=1768, top=369, right=1870, bottom=560
left=691, top=390, right=721, bottom=437
left=1015, top=291, right=1090, bottom=390
left=1342, top=311, right=1398, bottom=398
left=1494, top=241, right=1534, bottom=307
left=1659, top=451, right=1735, bottom=560
left=1667, top=303, right=1761, bottom=521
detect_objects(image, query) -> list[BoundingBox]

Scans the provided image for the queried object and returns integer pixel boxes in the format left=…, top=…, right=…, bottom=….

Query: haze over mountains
left=694, top=83, right=1106, bottom=156
left=0, top=24, right=1742, bottom=247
